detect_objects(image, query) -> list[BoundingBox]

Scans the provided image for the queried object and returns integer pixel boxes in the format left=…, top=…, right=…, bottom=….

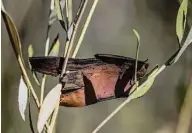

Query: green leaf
left=55, top=0, right=63, bottom=21
left=133, top=29, right=140, bottom=42
left=176, top=0, right=188, bottom=44
left=28, top=44, right=34, bottom=57
left=130, top=66, right=159, bottom=99
left=49, top=34, right=60, bottom=56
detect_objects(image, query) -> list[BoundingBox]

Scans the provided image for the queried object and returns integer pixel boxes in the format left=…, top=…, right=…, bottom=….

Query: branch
left=92, top=26, right=192, bottom=133
left=61, top=0, right=98, bottom=77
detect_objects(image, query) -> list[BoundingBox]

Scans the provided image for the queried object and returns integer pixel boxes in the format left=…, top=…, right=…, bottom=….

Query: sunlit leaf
left=48, top=34, right=60, bottom=56
left=48, top=101, right=60, bottom=133
left=133, top=29, right=141, bottom=82
left=133, top=29, right=140, bottom=42
left=18, top=76, right=28, bottom=121
left=67, top=23, right=74, bottom=40
left=2, top=3, right=40, bottom=112
left=130, top=66, right=159, bottom=99
left=176, top=0, right=188, bottom=44
left=37, top=84, right=62, bottom=133
left=172, top=27, right=192, bottom=64
left=28, top=44, right=34, bottom=58
left=55, top=0, right=64, bottom=21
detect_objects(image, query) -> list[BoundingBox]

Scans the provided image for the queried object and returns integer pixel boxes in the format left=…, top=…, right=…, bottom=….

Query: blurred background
left=2, top=0, right=192, bottom=133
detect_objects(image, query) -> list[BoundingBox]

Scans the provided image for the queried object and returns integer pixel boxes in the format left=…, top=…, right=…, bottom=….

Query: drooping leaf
left=130, top=66, right=159, bottom=99
left=55, top=0, right=64, bottom=21
left=37, top=84, right=62, bottom=133
left=176, top=0, right=188, bottom=44
left=67, top=23, right=74, bottom=40
left=2, top=3, right=41, bottom=110
left=18, top=76, right=28, bottom=121
left=48, top=34, right=60, bottom=56
left=184, top=26, right=192, bottom=46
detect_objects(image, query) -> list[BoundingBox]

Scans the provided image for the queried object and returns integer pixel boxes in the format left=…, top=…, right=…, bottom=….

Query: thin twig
left=64, top=40, right=70, bottom=56
left=72, top=0, right=99, bottom=58
left=18, top=56, right=40, bottom=107
left=92, top=26, right=192, bottom=132
left=48, top=100, right=60, bottom=133
left=173, top=26, right=192, bottom=64
left=92, top=96, right=132, bottom=133
left=64, top=0, right=87, bottom=57
left=64, top=0, right=74, bottom=56
left=133, top=29, right=140, bottom=83
left=40, top=20, right=52, bottom=105
left=175, top=76, right=192, bottom=133
left=61, top=0, right=92, bottom=77
left=40, top=75, right=47, bottom=105
left=92, top=64, right=164, bottom=133
left=67, top=0, right=73, bottom=26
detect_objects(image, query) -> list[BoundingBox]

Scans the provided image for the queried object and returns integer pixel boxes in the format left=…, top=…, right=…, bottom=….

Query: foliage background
left=2, top=0, right=192, bottom=133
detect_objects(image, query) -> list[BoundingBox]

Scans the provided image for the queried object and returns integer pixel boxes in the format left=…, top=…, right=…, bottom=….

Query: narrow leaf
left=133, top=29, right=141, bottom=83
left=18, top=76, right=28, bottom=121
left=2, top=3, right=41, bottom=109
left=37, top=84, right=62, bottom=133
left=48, top=101, right=60, bottom=133
left=67, top=23, right=74, bottom=40
left=130, top=66, right=159, bottom=99
left=176, top=0, right=188, bottom=44
left=28, top=102, right=35, bottom=133
left=55, top=0, right=64, bottom=21
left=172, top=26, right=192, bottom=64
left=133, top=29, right=140, bottom=42
left=48, top=34, right=60, bottom=56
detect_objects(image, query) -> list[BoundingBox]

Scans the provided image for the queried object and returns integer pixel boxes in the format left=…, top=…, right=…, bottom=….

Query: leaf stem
left=61, top=0, right=91, bottom=77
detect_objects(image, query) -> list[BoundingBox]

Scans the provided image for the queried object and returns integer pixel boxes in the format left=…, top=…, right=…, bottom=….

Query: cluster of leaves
left=2, top=0, right=101, bottom=132
left=92, top=0, right=192, bottom=132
